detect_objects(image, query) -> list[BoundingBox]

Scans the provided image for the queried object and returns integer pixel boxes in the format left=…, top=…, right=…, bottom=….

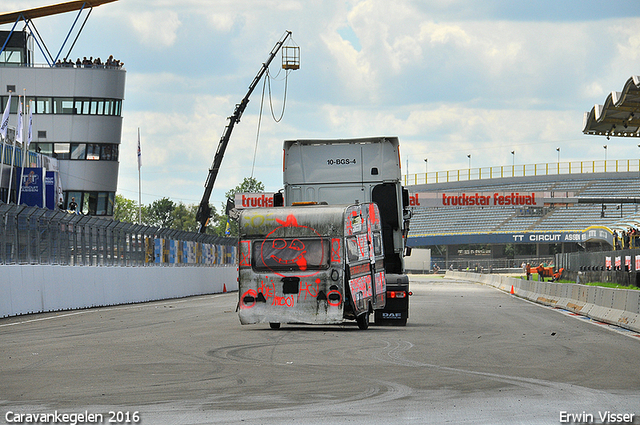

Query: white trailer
left=238, top=203, right=387, bottom=329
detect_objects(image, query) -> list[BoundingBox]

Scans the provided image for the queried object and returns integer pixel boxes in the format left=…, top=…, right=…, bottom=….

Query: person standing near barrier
left=623, top=231, right=630, bottom=250
left=68, top=197, right=77, bottom=212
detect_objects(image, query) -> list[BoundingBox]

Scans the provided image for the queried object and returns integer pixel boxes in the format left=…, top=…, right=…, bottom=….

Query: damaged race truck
left=282, top=136, right=412, bottom=325
left=238, top=202, right=387, bottom=330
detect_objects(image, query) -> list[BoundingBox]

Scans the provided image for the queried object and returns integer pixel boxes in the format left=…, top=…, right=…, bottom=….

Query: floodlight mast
left=196, top=30, right=294, bottom=233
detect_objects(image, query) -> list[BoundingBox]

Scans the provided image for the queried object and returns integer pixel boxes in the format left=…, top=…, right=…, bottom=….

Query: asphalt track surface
left=1, top=275, right=639, bottom=425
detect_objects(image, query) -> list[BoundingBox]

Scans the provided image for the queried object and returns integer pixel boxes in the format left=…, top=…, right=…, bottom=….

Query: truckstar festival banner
left=235, top=193, right=276, bottom=209
left=408, top=191, right=542, bottom=207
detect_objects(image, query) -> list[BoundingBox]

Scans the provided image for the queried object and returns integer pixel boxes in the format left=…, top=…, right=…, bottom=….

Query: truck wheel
left=356, top=312, right=369, bottom=330
left=269, top=322, right=281, bottom=329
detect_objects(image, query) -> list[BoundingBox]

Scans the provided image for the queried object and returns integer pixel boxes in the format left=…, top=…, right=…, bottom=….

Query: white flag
left=137, top=127, right=142, bottom=169
left=0, top=93, right=10, bottom=139
left=15, top=97, right=23, bottom=145
left=27, top=101, right=33, bottom=148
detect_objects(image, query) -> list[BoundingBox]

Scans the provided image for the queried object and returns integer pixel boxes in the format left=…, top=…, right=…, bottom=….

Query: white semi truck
left=282, top=136, right=412, bottom=325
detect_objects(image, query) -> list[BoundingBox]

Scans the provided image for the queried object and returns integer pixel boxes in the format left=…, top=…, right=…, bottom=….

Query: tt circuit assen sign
left=408, top=191, right=542, bottom=207
left=408, top=226, right=613, bottom=247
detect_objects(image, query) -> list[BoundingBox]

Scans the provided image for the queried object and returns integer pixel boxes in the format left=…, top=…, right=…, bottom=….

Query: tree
left=216, top=177, right=266, bottom=237
left=113, top=194, right=230, bottom=235
left=225, top=177, right=265, bottom=199
left=114, top=194, right=141, bottom=223
left=145, top=197, right=175, bottom=228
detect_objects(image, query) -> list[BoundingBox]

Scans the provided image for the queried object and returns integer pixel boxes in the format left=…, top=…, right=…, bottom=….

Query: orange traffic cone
left=223, top=284, right=227, bottom=293
left=510, top=285, right=514, bottom=295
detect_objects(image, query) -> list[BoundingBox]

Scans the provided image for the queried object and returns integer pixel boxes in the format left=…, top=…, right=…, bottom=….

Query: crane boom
left=196, top=30, right=293, bottom=233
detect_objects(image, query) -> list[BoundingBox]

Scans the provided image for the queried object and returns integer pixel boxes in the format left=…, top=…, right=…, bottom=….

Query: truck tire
left=356, top=312, right=369, bottom=330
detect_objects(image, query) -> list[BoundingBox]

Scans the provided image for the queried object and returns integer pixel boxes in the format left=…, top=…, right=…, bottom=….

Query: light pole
left=424, top=158, right=428, bottom=184
left=556, top=147, right=560, bottom=163
left=511, top=150, right=515, bottom=167
left=604, top=145, right=607, bottom=161
left=467, top=154, right=471, bottom=169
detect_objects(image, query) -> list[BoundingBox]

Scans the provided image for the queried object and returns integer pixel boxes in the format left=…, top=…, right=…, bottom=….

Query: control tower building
left=0, top=0, right=125, bottom=216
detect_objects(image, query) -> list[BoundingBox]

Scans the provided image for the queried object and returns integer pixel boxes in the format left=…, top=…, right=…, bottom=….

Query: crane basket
left=282, top=45, right=300, bottom=70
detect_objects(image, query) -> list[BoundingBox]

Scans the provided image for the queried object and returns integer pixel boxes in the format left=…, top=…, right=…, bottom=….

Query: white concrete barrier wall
left=0, top=265, right=238, bottom=318
left=444, top=271, right=640, bottom=333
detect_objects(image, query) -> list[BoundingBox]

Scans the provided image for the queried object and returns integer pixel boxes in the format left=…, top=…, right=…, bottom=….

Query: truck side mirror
left=402, top=188, right=409, bottom=208
left=274, top=192, right=284, bottom=207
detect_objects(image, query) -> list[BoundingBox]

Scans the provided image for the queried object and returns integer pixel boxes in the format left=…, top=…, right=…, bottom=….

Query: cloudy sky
left=4, top=0, right=640, bottom=208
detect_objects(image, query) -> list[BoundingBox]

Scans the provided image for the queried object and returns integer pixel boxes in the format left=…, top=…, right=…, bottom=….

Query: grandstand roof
left=0, top=0, right=117, bottom=26
left=583, top=75, right=640, bottom=137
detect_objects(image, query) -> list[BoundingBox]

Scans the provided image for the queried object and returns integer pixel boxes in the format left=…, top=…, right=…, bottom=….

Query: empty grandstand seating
left=408, top=172, right=640, bottom=238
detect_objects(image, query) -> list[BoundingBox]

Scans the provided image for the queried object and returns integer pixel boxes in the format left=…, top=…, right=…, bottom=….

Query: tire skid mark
left=375, top=339, right=614, bottom=398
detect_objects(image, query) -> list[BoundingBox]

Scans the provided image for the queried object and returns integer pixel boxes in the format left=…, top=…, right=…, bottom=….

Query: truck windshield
left=252, top=238, right=330, bottom=272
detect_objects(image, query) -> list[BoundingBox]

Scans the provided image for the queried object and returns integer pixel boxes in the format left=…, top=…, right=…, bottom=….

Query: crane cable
left=267, top=67, right=290, bottom=123
left=250, top=75, right=268, bottom=179
left=250, top=57, right=293, bottom=178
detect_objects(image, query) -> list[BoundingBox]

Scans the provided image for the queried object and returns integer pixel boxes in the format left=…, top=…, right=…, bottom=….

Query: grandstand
left=405, top=160, right=640, bottom=269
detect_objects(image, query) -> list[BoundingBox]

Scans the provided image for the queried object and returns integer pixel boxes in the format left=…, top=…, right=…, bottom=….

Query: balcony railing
left=404, top=159, right=640, bottom=186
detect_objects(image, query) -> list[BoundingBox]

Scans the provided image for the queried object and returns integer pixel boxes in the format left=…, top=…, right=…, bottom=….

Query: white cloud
left=129, top=11, right=181, bottom=48
left=10, top=0, right=639, bottom=206
left=207, top=14, right=236, bottom=32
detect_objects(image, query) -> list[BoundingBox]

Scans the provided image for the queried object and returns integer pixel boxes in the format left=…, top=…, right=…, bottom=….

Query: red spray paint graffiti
left=259, top=214, right=325, bottom=278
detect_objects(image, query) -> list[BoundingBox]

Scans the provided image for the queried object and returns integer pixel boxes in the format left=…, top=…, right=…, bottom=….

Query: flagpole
left=17, top=92, right=27, bottom=205
left=7, top=130, right=14, bottom=203
left=42, top=166, right=47, bottom=209
left=0, top=92, right=12, bottom=204
left=137, top=127, right=142, bottom=224
left=7, top=95, right=21, bottom=204
left=0, top=134, right=4, bottom=202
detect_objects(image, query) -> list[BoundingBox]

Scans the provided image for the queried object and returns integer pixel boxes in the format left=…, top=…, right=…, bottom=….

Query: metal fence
left=430, top=256, right=555, bottom=272
left=404, top=158, right=640, bottom=186
left=0, top=203, right=236, bottom=266
left=556, top=249, right=639, bottom=272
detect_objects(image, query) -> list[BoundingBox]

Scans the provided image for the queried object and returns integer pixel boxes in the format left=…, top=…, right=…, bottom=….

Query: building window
left=34, top=143, right=53, bottom=156
left=101, top=144, right=118, bottom=161
left=65, top=191, right=114, bottom=216
left=53, top=97, right=74, bottom=114
left=36, top=97, right=52, bottom=114
left=70, top=143, right=86, bottom=160
left=54, top=143, right=70, bottom=159
left=30, top=142, right=118, bottom=161
left=86, top=144, right=100, bottom=160
left=0, top=96, right=122, bottom=116
left=0, top=50, right=22, bottom=65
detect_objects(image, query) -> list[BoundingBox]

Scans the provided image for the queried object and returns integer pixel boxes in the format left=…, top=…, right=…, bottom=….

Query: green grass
left=515, top=275, right=640, bottom=290
left=579, top=281, right=640, bottom=290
